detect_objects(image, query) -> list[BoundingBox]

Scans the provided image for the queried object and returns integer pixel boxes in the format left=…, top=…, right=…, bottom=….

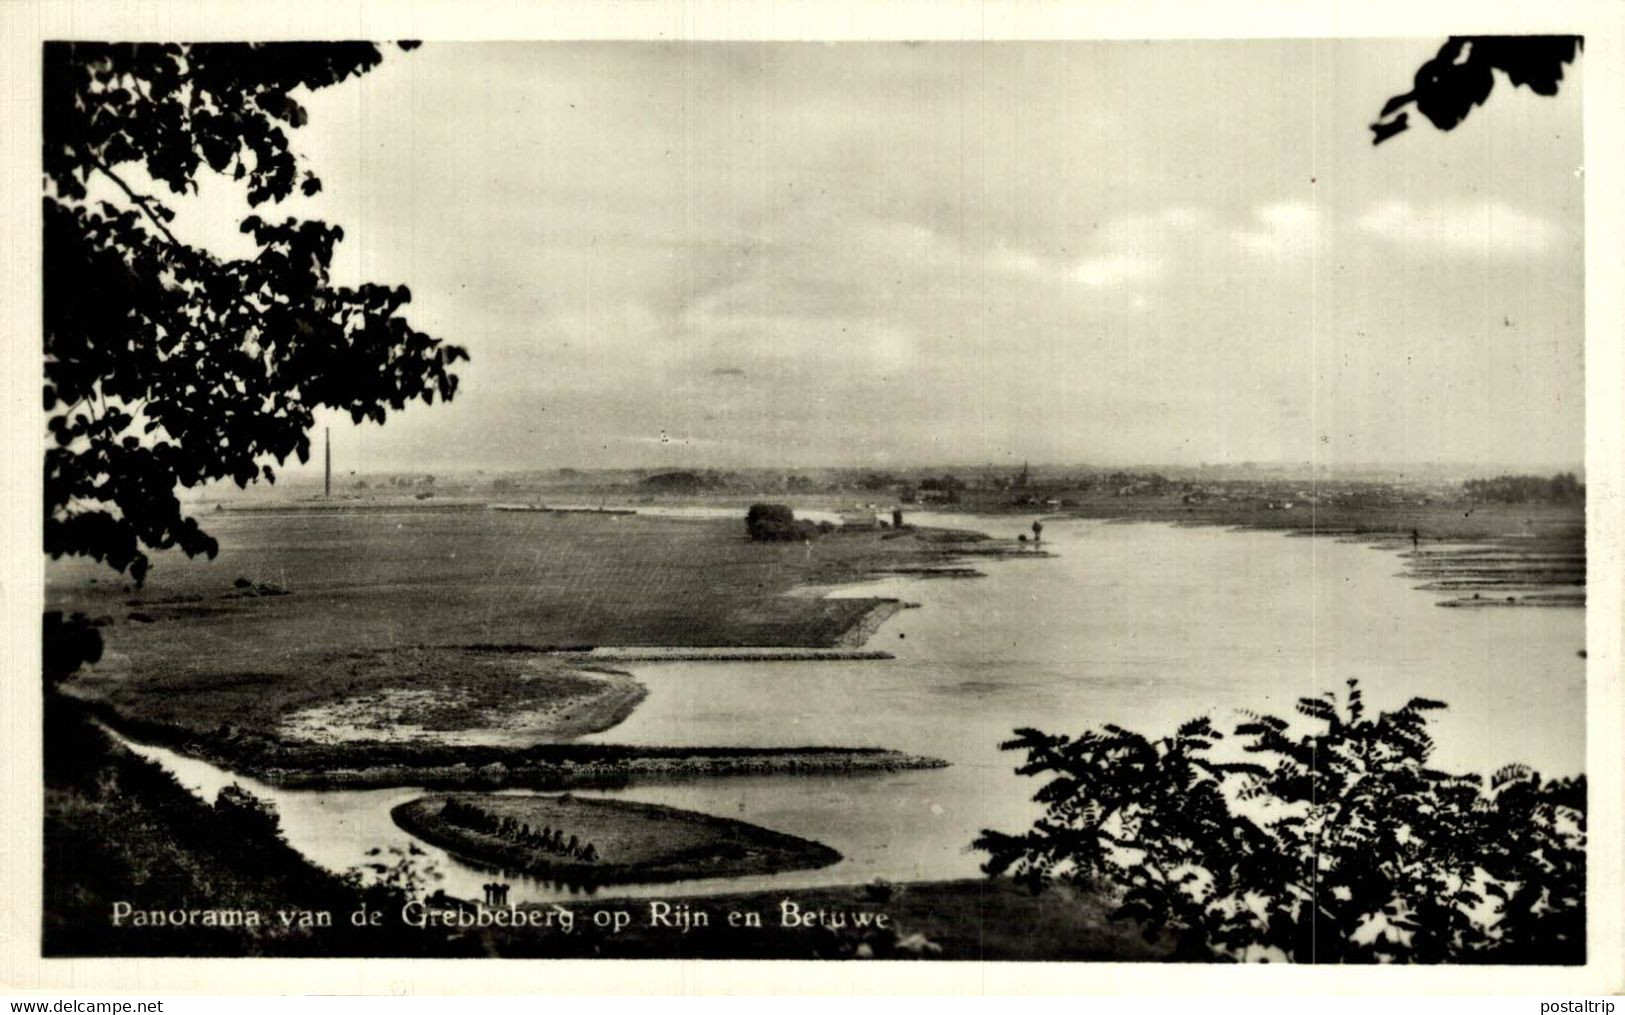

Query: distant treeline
left=640, top=470, right=731, bottom=492
left=1462, top=473, right=1584, bottom=505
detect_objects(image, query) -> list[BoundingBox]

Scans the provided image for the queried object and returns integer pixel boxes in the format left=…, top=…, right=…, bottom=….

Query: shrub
left=43, top=611, right=102, bottom=688
left=974, top=681, right=1585, bottom=963
left=215, top=783, right=284, bottom=841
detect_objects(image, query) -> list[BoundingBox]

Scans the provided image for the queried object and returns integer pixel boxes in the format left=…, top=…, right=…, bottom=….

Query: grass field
left=48, top=507, right=999, bottom=748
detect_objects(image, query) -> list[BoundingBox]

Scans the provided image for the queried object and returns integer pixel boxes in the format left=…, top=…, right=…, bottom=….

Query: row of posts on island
left=441, top=799, right=601, bottom=862
left=893, top=506, right=1045, bottom=547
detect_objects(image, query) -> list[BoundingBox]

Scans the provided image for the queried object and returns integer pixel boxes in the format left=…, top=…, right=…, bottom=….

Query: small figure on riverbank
left=1031, top=519, right=1043, bottom=545
left=1411, top=527, right=1420, bottom=549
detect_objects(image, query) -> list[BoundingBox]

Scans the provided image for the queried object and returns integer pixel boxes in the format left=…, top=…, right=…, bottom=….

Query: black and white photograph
left=6, top=0, right=1624, bottom=995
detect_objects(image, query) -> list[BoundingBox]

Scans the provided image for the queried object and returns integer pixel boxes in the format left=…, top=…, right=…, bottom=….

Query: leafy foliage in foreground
left=975, top=682, right=1585, bottom=963
left=1370, top=36, right=1582, bottom=144
left=44, top=42, right=466, bottom=584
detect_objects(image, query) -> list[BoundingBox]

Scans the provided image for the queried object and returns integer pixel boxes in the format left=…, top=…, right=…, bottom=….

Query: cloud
left=986, top=247, right=1044, bottom=276
left=710, top=366, right=747, bottom=377
left=1052, top=208, right=1207, bottom=289
left=983, top=202, right=1313, bottom=294
left=1071, top=253, right=1160, bottom=288
left=1354, top=200, right=1562, bottom=256
left=1235, top=201, right=1319, bottom=256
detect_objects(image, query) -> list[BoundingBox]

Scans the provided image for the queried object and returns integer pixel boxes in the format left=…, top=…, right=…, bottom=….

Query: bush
left=746, top=503, right=821, bottom=541
left=214, top=783, right=284, bottom=841
left=974, top=681, right=1585, bottom=963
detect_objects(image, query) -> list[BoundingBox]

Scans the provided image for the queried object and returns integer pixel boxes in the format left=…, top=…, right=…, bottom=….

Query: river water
left=121, top=513, right=1585, bottom=904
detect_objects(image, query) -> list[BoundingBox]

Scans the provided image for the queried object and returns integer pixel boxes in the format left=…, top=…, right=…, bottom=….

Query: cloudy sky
left=183, top=39, right=1584, bottom=474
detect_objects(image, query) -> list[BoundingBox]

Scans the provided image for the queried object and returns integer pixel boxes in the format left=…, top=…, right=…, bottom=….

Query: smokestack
left=324, top=427, right=331, bottom=498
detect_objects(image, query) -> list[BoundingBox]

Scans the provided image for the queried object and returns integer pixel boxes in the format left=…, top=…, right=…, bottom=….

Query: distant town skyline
left=154, top=40, right=1583, bottom=477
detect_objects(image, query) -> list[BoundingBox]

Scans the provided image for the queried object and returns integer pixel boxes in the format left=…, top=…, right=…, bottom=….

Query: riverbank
left=393, top=793, right=841, bottom=885
left=830, top=599, right=909, bottom=648
left=43, top=702, right=461, bottom=957
left=242, top=744, right=946, bottom=790
left=92, top=705, right=946, bottom=789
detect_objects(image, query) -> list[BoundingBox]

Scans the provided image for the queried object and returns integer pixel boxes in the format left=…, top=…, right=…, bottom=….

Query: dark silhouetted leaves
left=976, top=681, right=1585, bottom=963
left=1371, top=36, right=1581, bottom=144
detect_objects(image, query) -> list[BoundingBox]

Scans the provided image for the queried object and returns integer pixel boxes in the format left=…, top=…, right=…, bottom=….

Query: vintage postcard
left=3, top=0, right=1622, bottom=997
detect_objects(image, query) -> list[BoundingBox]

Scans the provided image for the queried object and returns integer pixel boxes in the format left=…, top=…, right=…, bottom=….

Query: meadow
left=48, top=506, right=997, bottom=750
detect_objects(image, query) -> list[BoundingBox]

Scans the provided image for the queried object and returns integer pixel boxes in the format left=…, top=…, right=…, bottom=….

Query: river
left=120, top=513, right=1585, bottom=905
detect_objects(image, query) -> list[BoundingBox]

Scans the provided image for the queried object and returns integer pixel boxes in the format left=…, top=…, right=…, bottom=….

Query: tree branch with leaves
left=44, top=41, right=467, bottom=587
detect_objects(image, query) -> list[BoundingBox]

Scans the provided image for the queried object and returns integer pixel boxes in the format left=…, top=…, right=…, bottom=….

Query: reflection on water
left=120, top=515, right=1585, bottom=906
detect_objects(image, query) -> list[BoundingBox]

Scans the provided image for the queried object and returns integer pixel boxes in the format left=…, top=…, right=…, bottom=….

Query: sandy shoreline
left=585, top=645, right=893, bottom=662
left=829, top=599, right=909, bottom=649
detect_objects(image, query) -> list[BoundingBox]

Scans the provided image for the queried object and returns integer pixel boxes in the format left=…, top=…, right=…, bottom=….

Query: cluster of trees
left=1102, top=471, right=1173, bottom=495
left=745, top=503, right=833, bottom=542
left=976, top=681, right=1585, bottom=963
left=440, top=800, right=598, bottom=862
left=1463, top=473, right=1584, bottom=505
left=898, top=474, right=965, bottom=504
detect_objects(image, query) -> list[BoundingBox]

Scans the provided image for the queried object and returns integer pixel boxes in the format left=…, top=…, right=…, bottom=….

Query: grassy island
left=392, top=793, right=841, bottom=885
